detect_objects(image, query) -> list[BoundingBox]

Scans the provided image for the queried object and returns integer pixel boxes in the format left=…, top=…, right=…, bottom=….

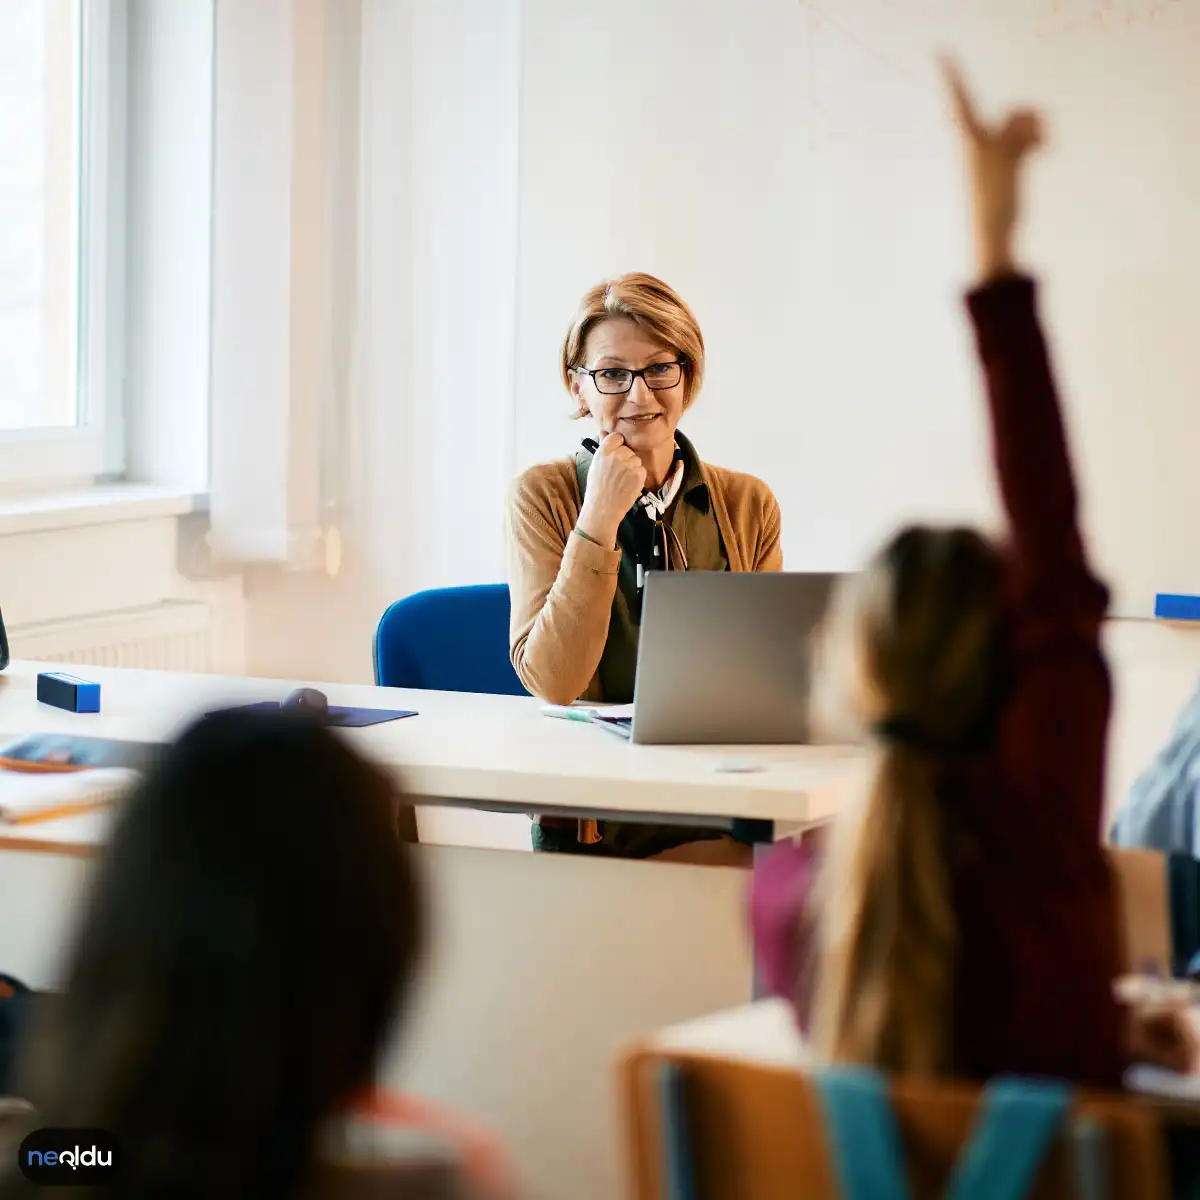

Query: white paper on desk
left=585, top=705, right=634, bottom=740
left=1124, top=1064, right=1200, bottom=1099
left=0, top=767, right=139, bottom=822
left=587, top=705, right=634, bottom=721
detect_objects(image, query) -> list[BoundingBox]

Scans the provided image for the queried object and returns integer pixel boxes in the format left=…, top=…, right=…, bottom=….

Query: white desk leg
left=413, top=804, right=532, bottom=851
left=0, top=851, right=94, bottom=988
left=388, top=844, right=753, bottom=1200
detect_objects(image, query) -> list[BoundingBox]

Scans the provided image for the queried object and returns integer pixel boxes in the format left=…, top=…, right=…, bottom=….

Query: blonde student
left=751, top=60, right=1197, bottom=1085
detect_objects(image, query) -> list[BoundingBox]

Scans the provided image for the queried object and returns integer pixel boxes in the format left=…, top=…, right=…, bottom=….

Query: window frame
left=0, top=0, right=127, bottom=489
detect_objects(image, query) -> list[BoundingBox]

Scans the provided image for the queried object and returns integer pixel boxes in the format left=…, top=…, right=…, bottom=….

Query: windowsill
left=0, top=483, right=206, bottom=537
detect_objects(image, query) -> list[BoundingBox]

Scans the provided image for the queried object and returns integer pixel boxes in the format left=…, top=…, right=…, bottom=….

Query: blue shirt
left=1111, top=679, right=1200, bottom=855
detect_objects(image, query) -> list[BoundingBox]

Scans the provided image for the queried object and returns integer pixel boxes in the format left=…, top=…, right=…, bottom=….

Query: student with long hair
left=752, top=60, right=1198, bottom=1084
left=0, top=708, right=514, bottom=1200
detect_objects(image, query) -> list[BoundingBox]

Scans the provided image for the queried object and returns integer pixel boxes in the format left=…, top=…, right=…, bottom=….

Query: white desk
left=0, top=662, right=861, bottom=838
left=0, top=661, right=862, bottom=1200
left=645, top=997, right=807, bottom=1067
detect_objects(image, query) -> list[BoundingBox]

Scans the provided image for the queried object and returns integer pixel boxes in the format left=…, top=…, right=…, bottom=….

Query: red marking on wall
left=1039, top=0, right=1185, bottom=36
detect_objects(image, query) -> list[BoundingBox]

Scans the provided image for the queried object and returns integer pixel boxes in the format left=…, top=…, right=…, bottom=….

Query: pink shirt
left=347, top=1088, right=517, bottom=1198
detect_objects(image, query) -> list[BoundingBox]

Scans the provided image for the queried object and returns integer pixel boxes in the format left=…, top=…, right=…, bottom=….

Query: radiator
left=8, top=601, right=215, bottom=673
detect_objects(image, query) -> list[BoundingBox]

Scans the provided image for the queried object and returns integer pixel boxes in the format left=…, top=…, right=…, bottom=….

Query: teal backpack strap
left=813, top=1067, right=912, bottom=1200
left=945, top=1077, right=1071, bottom=1200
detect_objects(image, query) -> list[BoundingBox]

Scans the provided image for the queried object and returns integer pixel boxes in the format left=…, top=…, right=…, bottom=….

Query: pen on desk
left=0, top=757, right=86, bottom=774
left=4, top=801, right=114, bottom=827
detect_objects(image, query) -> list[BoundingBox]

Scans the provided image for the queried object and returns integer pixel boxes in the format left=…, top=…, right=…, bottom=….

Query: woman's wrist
left=575, top=522, right=618, bottom=551
left=577, top=505, right=619, bottom=550
left=975, top=232, right=1017, bottom=284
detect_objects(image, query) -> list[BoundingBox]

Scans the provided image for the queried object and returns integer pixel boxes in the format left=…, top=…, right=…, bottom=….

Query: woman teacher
left=506, top=272, right=783, bottom=857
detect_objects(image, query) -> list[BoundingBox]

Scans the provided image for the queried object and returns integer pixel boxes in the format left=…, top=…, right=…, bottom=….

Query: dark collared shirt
left=574, top=431, right=727, bottom=706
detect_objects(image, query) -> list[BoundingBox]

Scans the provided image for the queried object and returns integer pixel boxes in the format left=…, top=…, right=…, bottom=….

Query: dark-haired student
left=0, top=708, right=515, bottom=1200
left=751, top=59, right=1198, bottom=1089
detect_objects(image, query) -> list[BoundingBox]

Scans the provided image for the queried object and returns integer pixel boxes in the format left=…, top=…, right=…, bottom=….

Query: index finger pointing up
left=940, top=54, right=984, bottom=139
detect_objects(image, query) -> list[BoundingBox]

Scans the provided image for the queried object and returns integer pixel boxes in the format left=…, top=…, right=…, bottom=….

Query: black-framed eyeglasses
left=574, top=360, right=686, bottom=395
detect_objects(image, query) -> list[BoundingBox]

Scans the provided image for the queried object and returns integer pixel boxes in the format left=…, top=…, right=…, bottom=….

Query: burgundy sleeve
left=966, top=275, right=1111, bottom=857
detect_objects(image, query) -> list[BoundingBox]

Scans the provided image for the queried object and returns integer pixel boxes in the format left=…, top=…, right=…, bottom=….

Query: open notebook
left=0, top=733, right=154, bottom=825
left=0, top=765, right=138, bottom=825
left=583, top=705, right=634, bottom=740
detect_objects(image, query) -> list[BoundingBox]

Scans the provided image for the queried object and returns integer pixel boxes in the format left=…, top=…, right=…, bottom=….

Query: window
left=0, top=0, right=123, bottom=487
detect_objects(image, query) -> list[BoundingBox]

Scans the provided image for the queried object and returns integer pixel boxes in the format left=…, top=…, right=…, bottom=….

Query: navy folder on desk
left=0, top=733, right=160, bottom=772
left=215, top=703, right=417, bottom=728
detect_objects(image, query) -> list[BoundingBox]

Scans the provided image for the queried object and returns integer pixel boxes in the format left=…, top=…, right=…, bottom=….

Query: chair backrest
left=1106, top=846, right=1172, bottom=977
left=621, top=1045, right=1169, bottom=1200
left=373, top=585, right=527, bottom=696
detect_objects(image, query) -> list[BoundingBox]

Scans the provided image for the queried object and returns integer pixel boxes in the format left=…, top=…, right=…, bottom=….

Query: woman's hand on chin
left=577, top=432, right=648, bottom=548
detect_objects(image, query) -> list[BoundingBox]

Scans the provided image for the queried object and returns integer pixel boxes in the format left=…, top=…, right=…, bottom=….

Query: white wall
left=512, top=0, right=1200, bottom=617
left=1, top=514, right=246, bottom=674
left=512, top=0, right=821, bottom=487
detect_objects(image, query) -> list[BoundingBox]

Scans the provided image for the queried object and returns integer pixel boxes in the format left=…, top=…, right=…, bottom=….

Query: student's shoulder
left=701, top=462, right=780, bottom=519
left=332, top=1089, right=516, bottom=1198
left=508, top=458, right=580, bottom=518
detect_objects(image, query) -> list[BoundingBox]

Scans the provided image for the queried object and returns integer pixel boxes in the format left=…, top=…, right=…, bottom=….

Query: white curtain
left=208, top=0, right=520, bottom=595
left=352, top=0, right=521, bottom=598
left=208, top=0, right=343, bottom=570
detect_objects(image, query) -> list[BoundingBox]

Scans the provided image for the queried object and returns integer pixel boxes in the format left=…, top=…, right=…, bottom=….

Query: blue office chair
left=373, top=584, right=528, bottom=696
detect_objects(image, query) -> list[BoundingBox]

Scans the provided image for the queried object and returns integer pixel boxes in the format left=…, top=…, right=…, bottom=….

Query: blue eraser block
left=1155, top=594, right=1200, bottom=621
left=36, top=671, right=101, bottom=713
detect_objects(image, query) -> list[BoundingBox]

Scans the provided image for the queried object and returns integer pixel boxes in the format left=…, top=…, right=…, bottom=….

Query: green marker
left=540, top=705, right=593, bottom=723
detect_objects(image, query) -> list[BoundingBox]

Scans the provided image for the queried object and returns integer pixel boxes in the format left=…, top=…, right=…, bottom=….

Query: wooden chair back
left=621, top=1045, right=1169, bottom=1200
left=1107, top=846, right=1172, bottom=976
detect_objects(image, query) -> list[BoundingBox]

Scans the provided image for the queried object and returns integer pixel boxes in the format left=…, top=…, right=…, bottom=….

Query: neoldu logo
left=18, top=1128, right=119, bottom=1186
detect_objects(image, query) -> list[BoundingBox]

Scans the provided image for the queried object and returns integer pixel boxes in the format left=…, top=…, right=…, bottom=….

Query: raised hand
left=1126, top=1001, right=1200, bottom=1075
left=941, top=56, right=1045, bottom=281
left=578, top=433, right=648, bottom=549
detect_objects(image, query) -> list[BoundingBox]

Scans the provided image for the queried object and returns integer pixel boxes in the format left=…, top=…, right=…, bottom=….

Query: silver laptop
left=598, top=572, right=842, bottom=745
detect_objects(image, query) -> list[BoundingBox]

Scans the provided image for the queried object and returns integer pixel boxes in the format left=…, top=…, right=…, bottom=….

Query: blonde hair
left=809, top=525, right=1005, bottom=1076
left=561, top=273, right=706, bottom=417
